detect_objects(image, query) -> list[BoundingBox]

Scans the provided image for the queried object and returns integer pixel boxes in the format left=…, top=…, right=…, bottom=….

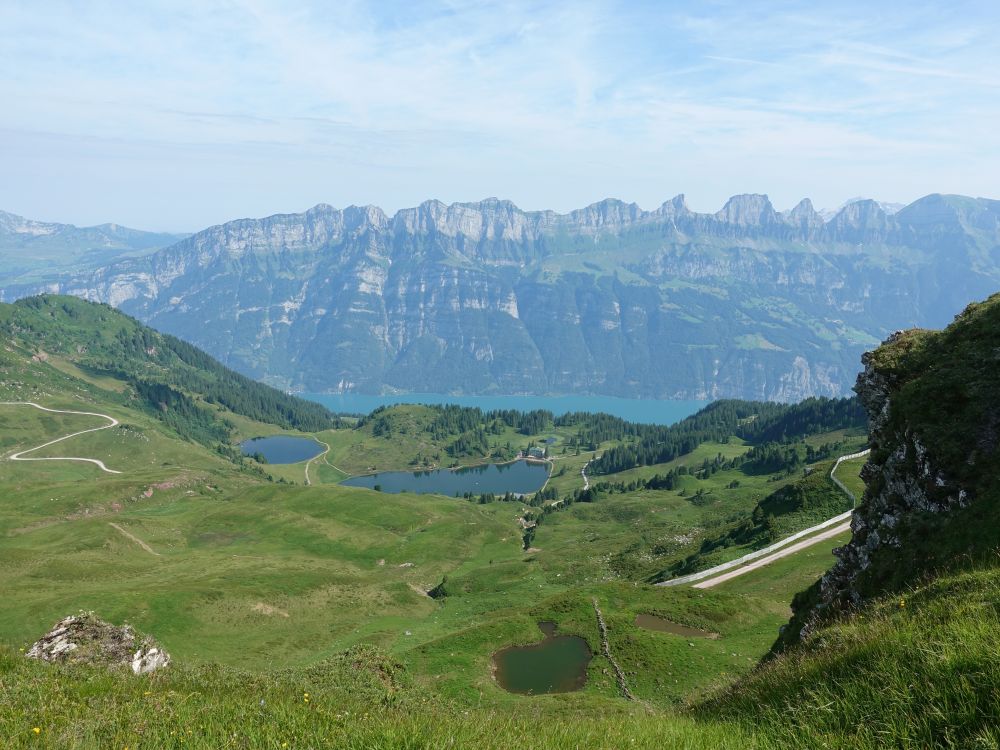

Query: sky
left=1, top=0, right=998, bottom=231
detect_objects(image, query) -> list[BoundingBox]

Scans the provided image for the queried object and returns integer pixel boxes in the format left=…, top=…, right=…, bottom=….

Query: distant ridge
left=2, top=192, right=998, bottom=402
left=0, top=209, right=186, bottom=287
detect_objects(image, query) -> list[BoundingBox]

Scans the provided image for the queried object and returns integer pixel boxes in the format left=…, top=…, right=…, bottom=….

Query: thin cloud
left=0, top=0, right=997, bottom=229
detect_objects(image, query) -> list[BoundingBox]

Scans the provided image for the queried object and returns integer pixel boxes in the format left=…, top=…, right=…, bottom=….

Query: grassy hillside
left=1, top=295, right=339, bottom=442
left=4, top=561, right=996, bottom=749
left=703, top=565, right=1000, bottom=748
left=659, top=456, right=861, bottom=581
left=9, top=294, right=999, bottom=748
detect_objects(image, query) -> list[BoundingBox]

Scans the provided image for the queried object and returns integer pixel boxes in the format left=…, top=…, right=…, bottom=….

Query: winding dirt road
left=303, top=437, right=331, bottom=486
left=0, top=401, right=122, bottom=474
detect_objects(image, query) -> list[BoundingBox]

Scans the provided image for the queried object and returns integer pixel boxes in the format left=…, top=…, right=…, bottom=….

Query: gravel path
left=304, top=437, right=331, bottom=486
left=1, top=401, right=122, bottom=474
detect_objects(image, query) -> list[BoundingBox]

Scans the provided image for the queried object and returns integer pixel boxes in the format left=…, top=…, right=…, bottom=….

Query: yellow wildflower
left=32, top=727, right=41, bottom=735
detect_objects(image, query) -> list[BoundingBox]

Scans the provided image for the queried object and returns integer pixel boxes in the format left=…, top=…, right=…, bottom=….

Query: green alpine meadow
left=0, top=292, right=998, bottom=747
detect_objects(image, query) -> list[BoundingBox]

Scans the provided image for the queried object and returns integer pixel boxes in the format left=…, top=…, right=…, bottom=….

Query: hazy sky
left=2, top=0, right=998, bottom=231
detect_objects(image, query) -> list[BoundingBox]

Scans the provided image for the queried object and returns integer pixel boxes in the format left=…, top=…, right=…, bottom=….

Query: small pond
left=493, top=621, right=592, bottom=695
left=341, top=459, right=549, bottom=496
left=634, top=614, right=719, bottom=639
left=239, top=435, right=325, bottom=464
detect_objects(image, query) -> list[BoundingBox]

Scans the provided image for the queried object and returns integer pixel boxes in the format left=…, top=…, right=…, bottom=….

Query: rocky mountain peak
left=567, top=198, right=645, bottom=229
left=342, top=204, right=389, bottom=232
left=655, top=194, right=691, bottom=218
left=826, top=199, right=890, bottom=233
left=783, top=198, right=824, bottom=230
left=715, top=194, right=778, bottom=226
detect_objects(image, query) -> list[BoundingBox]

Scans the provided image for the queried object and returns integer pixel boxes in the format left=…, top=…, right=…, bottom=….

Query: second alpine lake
left=341, top=459, right=550, bottom=495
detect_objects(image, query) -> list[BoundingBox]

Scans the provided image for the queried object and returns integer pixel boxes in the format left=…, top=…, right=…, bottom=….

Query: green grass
left=709, top=531, right=850, bottom=600
left=0, top=644, right=756, bottom=749
left=5, top=562, right=1000, bottom=748
left=703, top=564, right=1000, bottom=748
left=0, top=378, right=859, bottom=727
left=5, top=295, right=1000, bottom=748
left=832, top=455, right=867, bottom=499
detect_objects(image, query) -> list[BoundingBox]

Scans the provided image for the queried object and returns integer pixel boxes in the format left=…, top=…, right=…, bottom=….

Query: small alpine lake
left=492, top=622, right=592, bottom=695
left=341, top=459, right=549, bottom=496
left=634, top=614, right=719, bottom=639
left=239, top=435, right=326, bottom=464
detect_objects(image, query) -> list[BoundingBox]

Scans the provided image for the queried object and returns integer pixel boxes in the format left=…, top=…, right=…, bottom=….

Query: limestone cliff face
left=780, top=296, right=1000, bottom=648
left=6, top=195, right=1000, bottom=398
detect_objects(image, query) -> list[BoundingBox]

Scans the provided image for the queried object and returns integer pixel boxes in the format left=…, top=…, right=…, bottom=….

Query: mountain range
left=2, top=192, right=998, bottom=400
left=0, top=209, right=185, bottom=285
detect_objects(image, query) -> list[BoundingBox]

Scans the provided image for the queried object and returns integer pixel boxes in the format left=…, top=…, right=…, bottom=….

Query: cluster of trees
left=115, top=328, right=340, bottom=432
left=132, top=380, right=231, bottom=445
left=460, top=491, right=522, bottom=504
left=739, top=397, right=866, bottom=444
left=359, top=403, right=557, bottom=459
left=589, top=398, right=865, bottom=475
left=736, top=440, right=844, bottom=475
left=418, top=405, right=553, bottom=441
left=461, top=481, right=559, bottom=508
left=592, top=468, right=687, bottom=496
left=361, top=404, right=555, bottom=439
left=447, top=429, right=490, bottom=457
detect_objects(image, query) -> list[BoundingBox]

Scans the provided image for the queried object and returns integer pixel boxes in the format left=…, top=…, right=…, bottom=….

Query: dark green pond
left=492, top=621, right=592, bottom=695
left=239, top=435, right=325, bottom=464
left=341, top=459, right=549, bottom=496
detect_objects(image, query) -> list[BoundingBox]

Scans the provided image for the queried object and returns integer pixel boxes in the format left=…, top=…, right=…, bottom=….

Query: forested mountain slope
left=0, top=295, right=338, bottom=445
left=6, top=193, right=999, bottom=400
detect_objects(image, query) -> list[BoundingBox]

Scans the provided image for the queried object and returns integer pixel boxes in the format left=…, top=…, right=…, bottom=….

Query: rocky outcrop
left=801, top=344, right=969, bottom=635
left=780, top=296, right=1000, bottom=648
left=26, top=612, right=170, bottom=675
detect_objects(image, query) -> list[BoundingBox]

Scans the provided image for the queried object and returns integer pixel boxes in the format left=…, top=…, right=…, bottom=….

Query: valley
left=2, top=293, right=998, bottom=748
left=0, top=303, right=852, bottom=678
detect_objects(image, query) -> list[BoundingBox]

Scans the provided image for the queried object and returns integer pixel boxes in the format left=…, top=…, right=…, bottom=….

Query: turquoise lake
left=303, top=393, right=709, bottom=425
